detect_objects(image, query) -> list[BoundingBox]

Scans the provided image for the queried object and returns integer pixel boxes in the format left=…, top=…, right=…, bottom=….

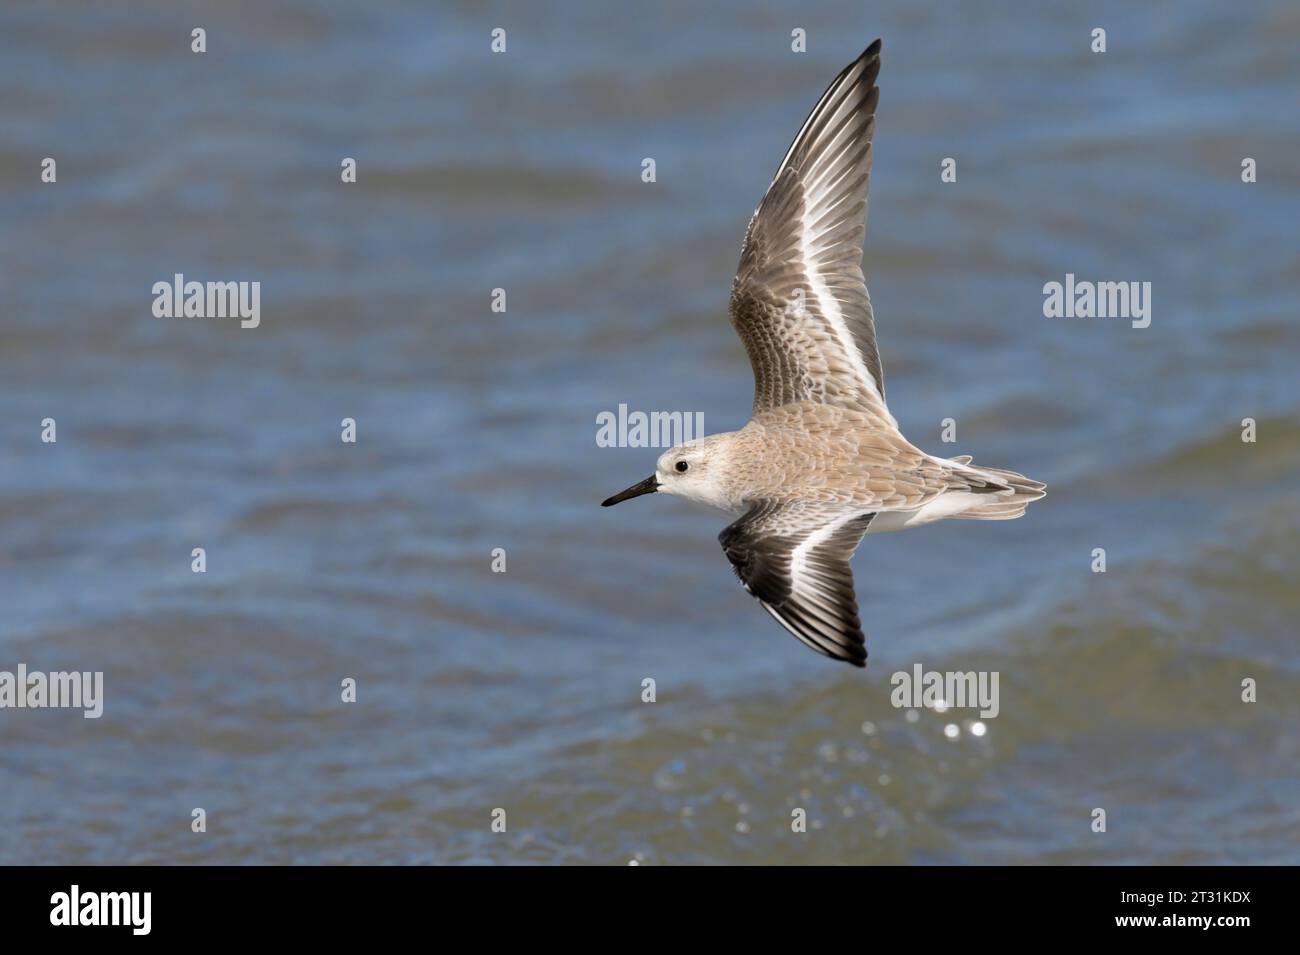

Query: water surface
left=1, top=0, right=1298, bottom=864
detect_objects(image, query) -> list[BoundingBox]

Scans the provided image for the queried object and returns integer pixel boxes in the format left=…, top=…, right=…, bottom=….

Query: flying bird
left=602, top=40, right=1045, bottom=667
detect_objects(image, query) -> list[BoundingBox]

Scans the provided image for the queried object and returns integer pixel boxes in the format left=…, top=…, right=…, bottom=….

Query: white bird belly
left=865, top=490, right=988, bottom=534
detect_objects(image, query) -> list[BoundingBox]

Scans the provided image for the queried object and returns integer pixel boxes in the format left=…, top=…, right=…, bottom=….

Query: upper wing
left=729, top=39, right=894, bottom=426
left=718, top=502, right=876, bottom=667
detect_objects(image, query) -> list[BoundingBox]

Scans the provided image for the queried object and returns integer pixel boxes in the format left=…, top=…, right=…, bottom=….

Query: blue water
left=1, top=0, right=1298, bottom=863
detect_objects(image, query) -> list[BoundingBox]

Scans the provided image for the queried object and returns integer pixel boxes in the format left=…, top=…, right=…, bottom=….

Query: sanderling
left=602, top=39, right=1045, bottom=667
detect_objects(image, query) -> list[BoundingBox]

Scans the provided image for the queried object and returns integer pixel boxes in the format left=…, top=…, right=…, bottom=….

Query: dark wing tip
left=842, top=635, right=868, bottom=667
left=760, top=599, right=868, bottom=668
left=865, top=38, right=882, bottom=57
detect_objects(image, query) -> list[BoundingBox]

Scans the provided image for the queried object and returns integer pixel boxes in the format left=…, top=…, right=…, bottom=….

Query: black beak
left=601, top=475, right=659, bottom=507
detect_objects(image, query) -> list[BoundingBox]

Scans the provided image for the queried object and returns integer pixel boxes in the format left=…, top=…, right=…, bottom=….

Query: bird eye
left=675, top=461, right=689, bottom=473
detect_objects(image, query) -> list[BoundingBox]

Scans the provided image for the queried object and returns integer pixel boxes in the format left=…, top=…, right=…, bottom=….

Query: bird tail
left=948, top=459, right=1046, bottom=520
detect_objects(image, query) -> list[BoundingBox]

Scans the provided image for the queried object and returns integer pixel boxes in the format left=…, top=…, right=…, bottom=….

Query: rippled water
left=2, top=1, right=1298, bottom=864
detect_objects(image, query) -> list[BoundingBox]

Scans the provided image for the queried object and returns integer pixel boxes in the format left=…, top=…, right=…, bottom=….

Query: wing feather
left=729, top=40, right=893, bottom=426
left=718, top=503, right=875, bottom=667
